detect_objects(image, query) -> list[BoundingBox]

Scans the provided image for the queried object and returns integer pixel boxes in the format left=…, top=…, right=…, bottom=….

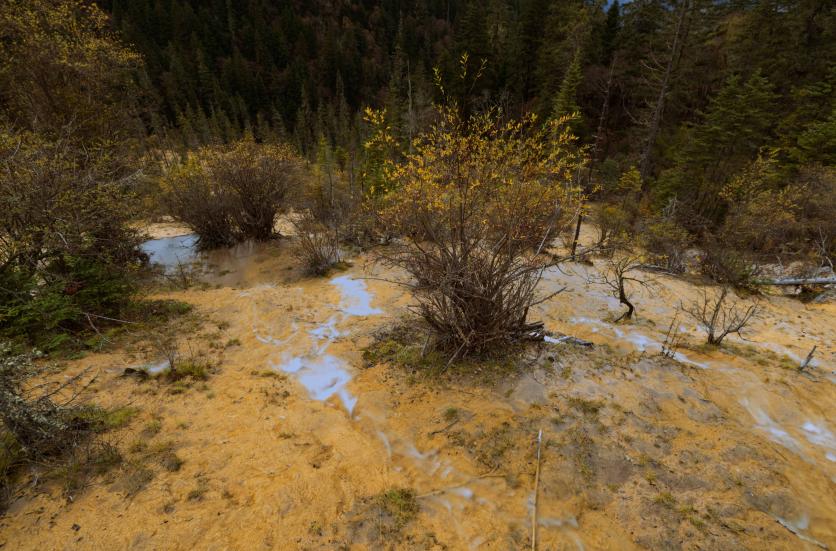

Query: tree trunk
left=571, top=56, right=617, bottom=258
left=615, top=281, right=634, bottom=322
left=638, top=0, right=692, bottom=182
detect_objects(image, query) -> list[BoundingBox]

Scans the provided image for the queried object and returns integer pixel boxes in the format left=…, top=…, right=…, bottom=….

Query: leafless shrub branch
left=681, top=286, right=758, bottom=345
left=292, top=213, right=342, bottom=276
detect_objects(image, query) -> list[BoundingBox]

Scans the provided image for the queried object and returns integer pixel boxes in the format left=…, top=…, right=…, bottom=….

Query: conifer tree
left=553, top=49, right=584, bottom=121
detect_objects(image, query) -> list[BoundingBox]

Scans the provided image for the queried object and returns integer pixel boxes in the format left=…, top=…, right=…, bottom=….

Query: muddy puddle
left=2, top=230, right=835, bottom=550
left=140, top=233, right=199, bottom=270
left=142, top=233, right=294, bottom=287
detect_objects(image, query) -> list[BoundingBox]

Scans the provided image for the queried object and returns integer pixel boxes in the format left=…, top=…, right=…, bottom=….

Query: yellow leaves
left=719, top=151, right=781, bottom=204
left=617, top=166, right=643, bottom=194
left=377, top=106, right=586, bottom=243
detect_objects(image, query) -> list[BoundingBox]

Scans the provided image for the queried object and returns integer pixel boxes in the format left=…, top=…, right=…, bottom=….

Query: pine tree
left=553, top=49, right=584, bottom=121
left=601, top=0, right=620, bottom=64
left=688, top=71, right=777, bottom=170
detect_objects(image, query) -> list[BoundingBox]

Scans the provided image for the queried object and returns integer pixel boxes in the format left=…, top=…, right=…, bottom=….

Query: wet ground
left=1, top=227, right=834, bottom=550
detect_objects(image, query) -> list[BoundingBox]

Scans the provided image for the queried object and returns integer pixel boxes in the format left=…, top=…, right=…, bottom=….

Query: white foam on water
left=774, top=514, right=828, bottom=549
left=801, top=421, right=836, bottom=451
left=741, top=398, right=801, bottom=452
left=449, top=486, right=474, bottom=500
left=469, top=535, right=486, bottom=549
left=143, top=359, right=171, bottom=375
left=758, top=341, right=821, bottom=369
left=568, top=316, right=612, bottom=328
left=566, top=315, right=712, bottom=368
left=272, top=355, right=357, bottom=413
left=377, top=431, right=392, bottom=460
left=672, top=350, right=711, bottom=369
left=331, top=275, right=383, bottom=316
left=260, top=274, right=381, bottom=414
left=539, top=516, right=579, bottom=528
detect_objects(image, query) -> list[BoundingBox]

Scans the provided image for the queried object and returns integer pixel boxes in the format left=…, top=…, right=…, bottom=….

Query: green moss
left=74, top=406, right=138, bottom=432
left=169, top=381, right=189, bottom=394
left=187, top=477, right=210, bottom=500
left=129, top=440, right=148, bottom=454
left=654, top=491, right=676, bottom=508
left=308, top=520, right=324, bottom=536
left=376, top=488, right=419, bottom=528
left=171, top=359, right=210, bottom=380
left=141, top=419, right=162, bottom=438
left=443, top=407, right=460, bottom=422
left=127, top=299, right=193, bottom=322
left=567, top=397, right=604, bottom=417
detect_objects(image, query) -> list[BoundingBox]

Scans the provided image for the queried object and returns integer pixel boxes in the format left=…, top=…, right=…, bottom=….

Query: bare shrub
left=377, top=107, right=584, bottom=359
left=591, top=166, right=644, bottom=249
left=213, top=141, right=303, bottom=240
left=292, top=214, right=341, bottom=276
left=592, top=203, right=633, bottom=249
left=698, top=244, right=760, bottom=290
left=0, top=344, right=94, bottom=457
left=640, top=201, right=692, bottom=273
left=682, top=286, right=758, bottom=345
left=162, top=140, right=304, bottom=247
left=161, top=156, right=237, bottom=248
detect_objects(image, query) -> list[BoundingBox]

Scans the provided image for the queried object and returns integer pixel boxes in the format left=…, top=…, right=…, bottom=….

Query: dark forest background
left=98, top=0, right=834, bottom=216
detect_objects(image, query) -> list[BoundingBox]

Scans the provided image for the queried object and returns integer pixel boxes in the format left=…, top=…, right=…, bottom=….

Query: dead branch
left=799, top=346, right=817, bottom=371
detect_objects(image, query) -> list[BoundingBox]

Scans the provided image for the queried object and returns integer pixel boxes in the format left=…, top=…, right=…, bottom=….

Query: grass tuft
left=375, top=488, right=419, bottom=528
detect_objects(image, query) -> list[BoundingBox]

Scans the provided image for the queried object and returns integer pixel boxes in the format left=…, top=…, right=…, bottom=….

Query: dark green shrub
left=699, top=245, right=760, bottom=290
left=0, top=133, right=143, bottom=347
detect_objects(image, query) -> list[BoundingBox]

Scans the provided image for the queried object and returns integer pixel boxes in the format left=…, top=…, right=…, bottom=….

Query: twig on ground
left=531, top=428, right=543, bottom=551
left=799, top=346, right=817, bottom=371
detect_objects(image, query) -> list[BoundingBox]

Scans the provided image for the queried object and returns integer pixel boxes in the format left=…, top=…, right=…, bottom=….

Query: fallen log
left=544, top=334, right=594, bottom=347
left=755, top=277, right=836, bottom=286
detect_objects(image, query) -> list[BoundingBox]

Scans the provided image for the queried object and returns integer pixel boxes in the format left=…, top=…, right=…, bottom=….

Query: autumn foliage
left=378, top=107, right=584, bottom=358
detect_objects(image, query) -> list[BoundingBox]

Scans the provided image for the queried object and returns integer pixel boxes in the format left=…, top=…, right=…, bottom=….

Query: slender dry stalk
left=531, top=429, right=543, bottom=551
left=661, top=314, right=682, bottom=358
